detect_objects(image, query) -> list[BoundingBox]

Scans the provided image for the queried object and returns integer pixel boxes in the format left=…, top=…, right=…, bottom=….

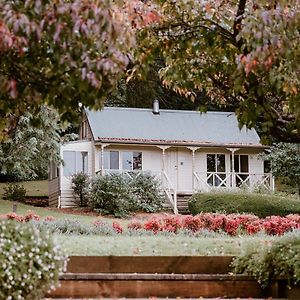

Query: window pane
left=240, top=155, right=249, bottom=173
left=207, top=154, right=216, bottom=172
left=133, top=152, right=142, bottom=170
left=81, top=152, right=88, bottom=174
left=122, top=152, right=133, bottom=170
left=264, top=160, right=271, bottom=173
left=63, top=151, right=76, bottom=176
left=76, top=152, right=83, bottom=173
left=102, top=151, right=109, bottom=169
left=216, top=154, right=225, bottom=172
left=234, top=155, right=239, bottom=172
left=110, top=151, right=119, bottom=170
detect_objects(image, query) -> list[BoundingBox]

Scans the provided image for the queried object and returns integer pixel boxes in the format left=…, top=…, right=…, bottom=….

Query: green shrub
left=188, top=192, right=300, bottom=218
left=88, top=173, right=164, bottom=217
left=232, top=231, right=300, bottom=288
left=4, top=183, right=26, bottom=202
left=129, top=173, right=164, bottom=212
left=88, top=174, right=132, bottom=217
left=71, top=172, right=89, bottom=207
left=0, top=220, right=67, bottom=300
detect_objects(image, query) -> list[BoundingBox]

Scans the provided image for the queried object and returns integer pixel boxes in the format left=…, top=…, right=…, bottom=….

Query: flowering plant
left=0, top=220, right=67, bottom=300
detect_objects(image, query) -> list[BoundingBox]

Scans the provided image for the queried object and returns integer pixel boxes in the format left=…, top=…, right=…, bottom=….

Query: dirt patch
left=47, top=207, right=100, bottom=217
left=24, top=197, right=49, bottom=207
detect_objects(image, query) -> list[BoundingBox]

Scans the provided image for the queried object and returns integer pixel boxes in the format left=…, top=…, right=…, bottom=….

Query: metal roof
left=86, top=107, right=263, bottom=148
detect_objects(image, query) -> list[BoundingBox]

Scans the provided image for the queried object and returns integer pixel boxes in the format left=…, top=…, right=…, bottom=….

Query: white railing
left=161, top=171, right=178, bottom=214
left=193, top=172, right=274, bottom=192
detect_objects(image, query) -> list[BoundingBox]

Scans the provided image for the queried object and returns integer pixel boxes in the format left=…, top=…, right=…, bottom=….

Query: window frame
left=102, top=150, right=143, bottom=171
left=206, top=154, right=226, bottom=173
left=231, top=154, right=249, bottom=174
left=63, top=150, right=89, bottom=176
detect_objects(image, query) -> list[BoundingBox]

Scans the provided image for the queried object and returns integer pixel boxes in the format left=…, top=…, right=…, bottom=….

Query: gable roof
left=85, top=107, right=264, bottom=148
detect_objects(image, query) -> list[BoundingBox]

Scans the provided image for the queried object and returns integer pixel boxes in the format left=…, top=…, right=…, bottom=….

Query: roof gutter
left=94, top=139, right=269, bottom=149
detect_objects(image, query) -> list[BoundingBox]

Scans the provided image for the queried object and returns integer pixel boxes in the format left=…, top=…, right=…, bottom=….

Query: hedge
left=188, top=192, right=300, bottom=218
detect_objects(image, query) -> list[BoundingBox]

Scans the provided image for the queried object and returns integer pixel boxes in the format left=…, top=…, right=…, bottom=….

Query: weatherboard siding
left=48, top=177, right=59, bottom=207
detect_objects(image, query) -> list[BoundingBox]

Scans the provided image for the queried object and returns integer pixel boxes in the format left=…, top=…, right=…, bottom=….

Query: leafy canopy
left=0, top=0, right=135, bottom=137
left=134, top=0, right=300, bottom=143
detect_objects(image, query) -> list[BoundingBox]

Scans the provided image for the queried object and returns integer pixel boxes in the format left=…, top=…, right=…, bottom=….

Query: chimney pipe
left=153, top=99, right=160, bottom=115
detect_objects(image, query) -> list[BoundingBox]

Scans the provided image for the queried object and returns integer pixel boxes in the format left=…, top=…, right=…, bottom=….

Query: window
left=102, top=151, right=142, bottom=171
left=230, top=155, right=249, bottom=187
left=133, top=152, right=142, bottom=170
left=207, top=154, right=225, bottom=173
left=110, top=151, right=119, bottom=169
left=206, top=154, right=226, bottom=187
left=63, top=151, right=88, bottom=176
left=264, top=160, right=271, bottom=173
left=232, top=155, right=249, bottom=173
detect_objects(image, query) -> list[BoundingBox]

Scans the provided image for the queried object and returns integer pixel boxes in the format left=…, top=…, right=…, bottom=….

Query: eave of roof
left=94, top=137, right=268, bottom=149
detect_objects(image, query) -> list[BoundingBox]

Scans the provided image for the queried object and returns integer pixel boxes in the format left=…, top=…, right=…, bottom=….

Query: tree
left=133, top=0, right=300, bottom=143
left=267, top=143, right=300, bottom=195
left=0, top=0, right=135, bottom=138
left=0, top=106, right=73, bottom=180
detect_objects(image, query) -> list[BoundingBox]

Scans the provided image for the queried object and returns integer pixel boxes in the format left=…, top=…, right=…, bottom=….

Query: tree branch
left=233, top=0, right=247, bottom=47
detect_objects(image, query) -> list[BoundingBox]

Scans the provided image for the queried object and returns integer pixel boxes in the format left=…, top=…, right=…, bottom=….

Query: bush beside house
left=189, top=192, right=300, bottom=218
left=73, top=173, right=165, bottom=217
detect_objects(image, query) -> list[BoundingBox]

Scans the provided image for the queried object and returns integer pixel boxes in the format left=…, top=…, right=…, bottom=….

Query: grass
left=0, top=199, right=96, bottom=222
left=0, top=180, right=48, bottom=197
left=55, top=234, right=275, bottom=256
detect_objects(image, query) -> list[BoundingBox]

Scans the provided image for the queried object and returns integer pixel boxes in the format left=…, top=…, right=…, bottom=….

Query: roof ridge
left=89, top=107, right=235, bottom=115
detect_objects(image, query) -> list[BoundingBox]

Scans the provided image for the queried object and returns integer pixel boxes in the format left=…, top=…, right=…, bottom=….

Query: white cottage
left=49, top=103, right=274, bottom=214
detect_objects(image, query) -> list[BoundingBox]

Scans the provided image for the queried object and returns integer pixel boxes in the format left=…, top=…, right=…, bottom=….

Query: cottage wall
left=59, top=141, right=94, bottom=208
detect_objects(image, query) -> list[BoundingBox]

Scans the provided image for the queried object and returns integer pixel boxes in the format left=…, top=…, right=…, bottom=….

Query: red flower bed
left=127, top=213, right=300, bottom=236
left=2, top=210, right=300, bottom=236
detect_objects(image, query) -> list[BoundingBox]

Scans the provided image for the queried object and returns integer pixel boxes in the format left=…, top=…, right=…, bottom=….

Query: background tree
left=106, top=59, right=225, bottom=111
left=0, top=106, right=74, bottom=181
left=133, top=0, right=300, bottom=143
left=0, top=0, right=135, bottom=138
left=267, top=143, right=300, bottom=195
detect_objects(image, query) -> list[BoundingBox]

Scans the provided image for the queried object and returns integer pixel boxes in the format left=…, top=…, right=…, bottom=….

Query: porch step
left=176, top=194, right=192, bottom=215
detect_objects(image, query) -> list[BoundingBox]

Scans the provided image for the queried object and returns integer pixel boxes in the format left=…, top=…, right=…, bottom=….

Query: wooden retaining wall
left=48, top=256, right=300, bottom=299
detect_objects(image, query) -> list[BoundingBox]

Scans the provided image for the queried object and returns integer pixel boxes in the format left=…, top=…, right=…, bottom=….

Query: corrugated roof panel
left=86, top=107, right=262, bottom=146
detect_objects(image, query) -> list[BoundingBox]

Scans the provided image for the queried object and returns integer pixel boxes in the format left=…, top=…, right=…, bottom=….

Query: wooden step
left=49, top=274, right=274, bottom=299
left=46, top=256, right=300, bottom=299
left=66, top=256, right=234, bottom=274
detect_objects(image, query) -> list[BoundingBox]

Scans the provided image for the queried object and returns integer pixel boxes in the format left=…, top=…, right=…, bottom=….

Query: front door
left=166, top=148, right=193, bottom=193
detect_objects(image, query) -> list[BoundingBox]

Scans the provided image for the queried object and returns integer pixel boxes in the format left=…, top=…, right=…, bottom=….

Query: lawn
left=0, top=180, right=129, bottom=224
left=0, top=180, right=48, bottom=197
left=0, top=179, right=287, bottom=258
left=55, top=234, right=275, bottom=256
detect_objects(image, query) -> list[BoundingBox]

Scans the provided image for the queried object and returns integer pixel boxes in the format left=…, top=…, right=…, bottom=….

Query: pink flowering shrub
left=181, top=215, right=204, bottom=232
left=128, top=220, right=143, bottom=230
left=112, top=222, right=123, bottom=234
left=24, top=210, right=40, bottom=222
left=127, top=213, right=300, bottom=236
left=44, top=216, right=55, bottom=222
